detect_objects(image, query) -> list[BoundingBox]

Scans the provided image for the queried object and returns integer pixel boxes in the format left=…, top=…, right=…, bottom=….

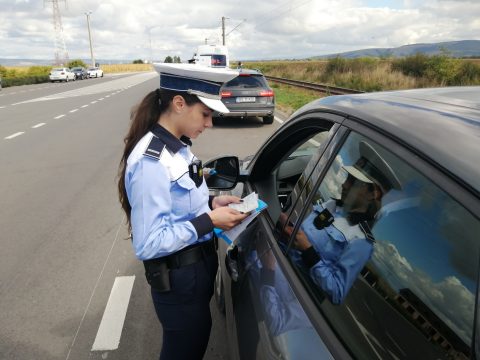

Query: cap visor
left=343, top=166, right=374, bottom=184
left=198, top=96, right=230, bottom=114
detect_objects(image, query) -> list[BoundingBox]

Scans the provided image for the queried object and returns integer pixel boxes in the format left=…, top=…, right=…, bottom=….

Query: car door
left=219, top=113, right=346, bottom=360
left=280, top=120, right=480, bottom=360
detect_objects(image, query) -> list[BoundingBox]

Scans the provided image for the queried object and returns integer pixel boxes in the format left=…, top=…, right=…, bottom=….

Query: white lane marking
left=5, top=132, right=25, bottom=139
left=105, top=95, right=110, bottom=98
left=54, top=114, right=65, bottom=119
left=274, top=116, right=284, bottom=124
left=0, top=106, right=5, bottom=109
left=98, top=98, right=104, bottom=101
left=91, top=100, right=97, bottom=104
left=65, top=216, right=125, bottom=360
left=81, top=104, right=88, bottom=108
left=91, top=276, right=135, bottom=351
left=69, top=109, right=78, bottom=113
left=32, top=123, right=46, bottom=128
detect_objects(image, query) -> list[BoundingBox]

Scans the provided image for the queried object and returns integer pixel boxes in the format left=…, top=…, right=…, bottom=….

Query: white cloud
left=372, top=240, right=475, bottom=344
left=0, top=0, right=478, bottom=62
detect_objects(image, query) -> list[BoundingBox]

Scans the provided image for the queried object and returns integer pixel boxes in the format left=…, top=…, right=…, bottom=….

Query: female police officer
left=117, top=63, right=248, bottom=360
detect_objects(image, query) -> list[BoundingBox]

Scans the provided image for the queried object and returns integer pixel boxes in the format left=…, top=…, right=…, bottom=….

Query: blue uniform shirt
left=125, top=124, right=213, bottom=260
left=290, top=199, right=374, bottom=304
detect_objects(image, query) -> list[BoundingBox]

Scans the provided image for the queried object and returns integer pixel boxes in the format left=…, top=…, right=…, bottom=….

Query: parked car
left=49, top=67, right=75, bottom=82
left=71, top=67, right=87, bottom=80
left=206, top=87, right=480, bottom=360
left=87, top=67, right=104, bottom=78
left=213, top=69, right=275, bottom=125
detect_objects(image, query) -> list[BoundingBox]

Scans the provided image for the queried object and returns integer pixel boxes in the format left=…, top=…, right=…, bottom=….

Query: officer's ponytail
left=117, top=89, right=201, bottom=231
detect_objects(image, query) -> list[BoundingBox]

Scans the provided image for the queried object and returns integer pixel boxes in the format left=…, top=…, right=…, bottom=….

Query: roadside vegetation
left=247, top=54, right=480, bottom=92
left=270, top=82, right=323, bottom=115
left=0, top=61, right=153, bottom=88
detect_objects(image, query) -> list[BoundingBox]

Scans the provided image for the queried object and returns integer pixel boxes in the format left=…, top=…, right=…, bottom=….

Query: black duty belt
left=144, top=240, right=216, bottom=270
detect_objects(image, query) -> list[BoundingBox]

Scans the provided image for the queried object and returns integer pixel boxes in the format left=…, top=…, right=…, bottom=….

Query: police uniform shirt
left=291, top=199, right=374, bottom=304
left=125, top=124, right=213, bottom=260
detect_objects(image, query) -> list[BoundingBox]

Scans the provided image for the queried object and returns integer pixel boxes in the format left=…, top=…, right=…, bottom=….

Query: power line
left=253, top=0, right=313, bottom=30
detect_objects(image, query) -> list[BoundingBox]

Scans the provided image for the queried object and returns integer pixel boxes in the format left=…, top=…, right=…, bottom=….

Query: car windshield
left=72, top=67, right=82, bottom=71
left=52, top=68, right=64, bottom=71
left=88, top=68, right=96, bottom=70
left=225, top=75, right=268, bottom=88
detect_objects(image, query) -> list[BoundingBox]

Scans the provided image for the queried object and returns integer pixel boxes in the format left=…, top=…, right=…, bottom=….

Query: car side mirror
left=204, top=156, right=240, bottom=190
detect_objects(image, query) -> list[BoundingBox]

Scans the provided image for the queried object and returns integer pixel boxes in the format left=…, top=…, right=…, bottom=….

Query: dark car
left=71, top=67, right=87, bottom=80
left=206, top=87, right=480, bottom=360
left=213, top=69, right=275, bottom=125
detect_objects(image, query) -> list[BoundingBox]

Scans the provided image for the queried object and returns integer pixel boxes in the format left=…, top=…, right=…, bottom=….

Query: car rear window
left=225, top=74, right=268, bottom=88
left=211, top=55, right=227, bottom=67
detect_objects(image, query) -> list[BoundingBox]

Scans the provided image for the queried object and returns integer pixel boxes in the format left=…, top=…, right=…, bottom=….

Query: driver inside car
left=284, top=141, right=401, bottom=304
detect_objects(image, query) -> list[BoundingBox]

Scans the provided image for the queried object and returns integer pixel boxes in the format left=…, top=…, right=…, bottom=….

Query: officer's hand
left=209, top=207, right=249, bottom=230
left=293, top=230, right=311, bottom=251
left=211, top=195, right=242, bottom=209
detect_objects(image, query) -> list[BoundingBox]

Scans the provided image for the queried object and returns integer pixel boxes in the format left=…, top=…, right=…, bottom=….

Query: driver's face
left=341, top=174, right=372, bottom=213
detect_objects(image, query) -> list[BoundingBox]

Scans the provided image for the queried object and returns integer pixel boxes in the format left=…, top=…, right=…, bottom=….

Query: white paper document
left=215, top=194, right=268, bottom=245
left=228, top=192, right=259, bottom=213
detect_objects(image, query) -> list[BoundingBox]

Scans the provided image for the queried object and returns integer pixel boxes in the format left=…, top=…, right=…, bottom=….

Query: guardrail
left=265, top=75, right=364, bottom=95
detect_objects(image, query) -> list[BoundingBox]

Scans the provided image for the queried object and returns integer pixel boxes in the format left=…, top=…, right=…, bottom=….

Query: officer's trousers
left=151, top=253, right=218, bottom=360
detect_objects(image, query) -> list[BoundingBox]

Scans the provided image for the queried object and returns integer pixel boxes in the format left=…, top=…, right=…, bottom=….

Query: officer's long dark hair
left=117, top=89, right=201, bottom=232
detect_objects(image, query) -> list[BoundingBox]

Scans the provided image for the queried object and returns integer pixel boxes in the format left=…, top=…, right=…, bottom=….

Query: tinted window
left=285, top=132, right=479, bottom=359
left=225, top=75, right=267, bottom=88
left=211, top=54, right=226, bottom=67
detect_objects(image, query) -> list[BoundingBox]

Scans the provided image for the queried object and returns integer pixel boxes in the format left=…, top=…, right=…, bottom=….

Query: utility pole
left=222, top=16, right=226, bottom=46
left=44, top=0, right=69, bottom=65
left=85, top=11, right=95, bottom=67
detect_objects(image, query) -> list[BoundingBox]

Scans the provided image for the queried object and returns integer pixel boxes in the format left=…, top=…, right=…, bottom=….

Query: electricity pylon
left=44, top=0, right=69, bottom=65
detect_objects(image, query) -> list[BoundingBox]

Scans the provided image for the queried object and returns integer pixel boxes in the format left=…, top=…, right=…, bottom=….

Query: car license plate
left=236, top=97, right=256, bottom=103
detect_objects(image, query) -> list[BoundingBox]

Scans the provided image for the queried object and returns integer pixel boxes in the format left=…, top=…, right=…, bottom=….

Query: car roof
left=238, top=69, right=263, bottom=75
left=299, top=86, right=480, bottom=194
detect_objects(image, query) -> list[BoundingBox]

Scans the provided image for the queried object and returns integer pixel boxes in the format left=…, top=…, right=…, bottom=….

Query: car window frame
left=248, top=113, right=345, bottom=226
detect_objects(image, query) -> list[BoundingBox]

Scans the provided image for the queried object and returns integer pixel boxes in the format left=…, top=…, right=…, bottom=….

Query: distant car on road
left=49, top=68, right=75, bottom=82
left=87, top=67, right=104, bottom=78
left=71, top=67, right=87, bottom=80
left=213, top=69, right=275, bottom=125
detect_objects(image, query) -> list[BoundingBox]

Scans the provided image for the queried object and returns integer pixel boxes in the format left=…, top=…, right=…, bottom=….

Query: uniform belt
left=145, top=240, right=216, bottom=270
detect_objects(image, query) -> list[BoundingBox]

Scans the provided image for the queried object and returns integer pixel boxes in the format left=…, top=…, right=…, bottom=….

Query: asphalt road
left=0, top=73, right=284, bottom=360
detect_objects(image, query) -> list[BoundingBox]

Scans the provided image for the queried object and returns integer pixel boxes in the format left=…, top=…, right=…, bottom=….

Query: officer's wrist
left=301, top=246, right=320, bottom=268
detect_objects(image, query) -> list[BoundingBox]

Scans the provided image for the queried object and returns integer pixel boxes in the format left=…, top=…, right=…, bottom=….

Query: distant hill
left=312, top=40, right=480, bottom=59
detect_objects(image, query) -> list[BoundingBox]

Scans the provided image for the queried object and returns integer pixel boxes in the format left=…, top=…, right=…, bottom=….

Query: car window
left=276, top=131, right=330, bottom=209
left=282, top=132, right=479, bottom=359
left=211, top=54, right=227, bottom=67
left=225, top=74, right=267, bottom=88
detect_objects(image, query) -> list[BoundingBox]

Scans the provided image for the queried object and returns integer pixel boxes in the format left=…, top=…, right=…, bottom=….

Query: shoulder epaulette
left=143, top=135, right=166, bottom=160
left=359, top=221, right=375, bottom=243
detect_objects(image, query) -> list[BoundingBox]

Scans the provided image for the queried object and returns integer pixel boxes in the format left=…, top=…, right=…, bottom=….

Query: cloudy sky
left=1, top=0, right=479, bottom=63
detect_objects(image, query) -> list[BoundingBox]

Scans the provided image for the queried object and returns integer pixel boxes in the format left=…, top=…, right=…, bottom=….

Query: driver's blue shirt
left=125, top=124, right=213, bottom=260
left=290, top=200, right=374, bottom=304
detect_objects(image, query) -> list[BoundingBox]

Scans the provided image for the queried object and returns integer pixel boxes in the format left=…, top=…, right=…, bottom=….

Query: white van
left=190, top=45, right=229, bottom=68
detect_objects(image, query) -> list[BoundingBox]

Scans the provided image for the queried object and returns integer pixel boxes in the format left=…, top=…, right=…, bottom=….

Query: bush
left=26, top=66, right=52, bottom=77
left=391, top=53, right=430, bottom=77
left=132, top=59, right=144, bottom=64
left=454, top=61, right=480, bottom=84
left=67, top=59, right=87, bottom=68
left=425, top=55, right=460, bottom=85
left=2, top=75, right=50, bottom=87
left=325, top=57, right=379, bottom=74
